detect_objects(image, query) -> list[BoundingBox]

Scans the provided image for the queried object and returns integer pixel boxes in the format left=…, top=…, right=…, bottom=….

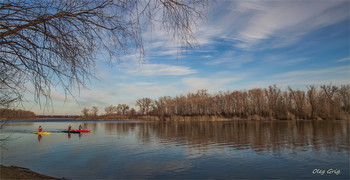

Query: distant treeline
left=0, top=109, right=36, bottom=119
left=82, top=84, right=350, bottom=121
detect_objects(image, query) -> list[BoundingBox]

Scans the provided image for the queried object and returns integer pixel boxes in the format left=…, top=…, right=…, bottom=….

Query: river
left=1, top=119, right=349, bottom=179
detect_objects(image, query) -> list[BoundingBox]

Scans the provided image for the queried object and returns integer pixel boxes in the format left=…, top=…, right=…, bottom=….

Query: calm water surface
left=1, top=119, right=349, bottom=179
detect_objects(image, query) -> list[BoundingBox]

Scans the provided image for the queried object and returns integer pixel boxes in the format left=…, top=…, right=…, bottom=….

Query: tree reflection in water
left=84, top=120, right=349, bottom=153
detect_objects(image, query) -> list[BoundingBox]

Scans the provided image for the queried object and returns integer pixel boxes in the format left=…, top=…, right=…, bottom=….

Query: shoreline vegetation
left=75, top=115, right=299, bottom=121
left=1, top=84, right=350, bottom=121
left=79, top=84, right=350, bottom=121
left=0, top=109, right=36, bottom=120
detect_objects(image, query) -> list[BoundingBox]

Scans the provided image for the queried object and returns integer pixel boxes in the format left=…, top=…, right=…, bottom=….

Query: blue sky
left=24, top=0, right=349, bottom=115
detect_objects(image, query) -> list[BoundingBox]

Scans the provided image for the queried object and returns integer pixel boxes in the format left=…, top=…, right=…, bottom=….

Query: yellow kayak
left=32, top=132, right=51, bottom=135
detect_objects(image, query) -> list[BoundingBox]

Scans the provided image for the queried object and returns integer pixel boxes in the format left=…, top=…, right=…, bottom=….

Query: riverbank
left=75, top=115, right=286, bottom=121
left=76, top=115, right=231, bottom=121
left=76, top=115, right=173, bottom=121
left=0, top=165, right=67, bottom=179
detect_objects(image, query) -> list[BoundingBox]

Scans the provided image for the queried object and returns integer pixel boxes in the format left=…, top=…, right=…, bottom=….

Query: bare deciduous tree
left=129, top=108, right=136, bottom=116
left=82, top=107, right=90, bottom=116
left=307, top=85, right=318, bottom=119
left=320, top=84, right=339, bottom=119
left=105, top=105, right=116, bottom=115
left=0, top=0, right=209, bottom=108
left=117, top=104, right=129, bottom=115
left=338, top=85, right=350, bottom=113
left=136, top=98, right=153, bottom=115
left=92, top=106, right=98, bottom=116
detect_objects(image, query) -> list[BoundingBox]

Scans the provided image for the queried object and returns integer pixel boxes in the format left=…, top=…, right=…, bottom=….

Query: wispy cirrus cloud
left=204, top=51, right=254, bottom=69
left=182, top=77, right=241, bottom=92
left=197, top=0, right=349, bottom=50
left=128, top=64, right=197, bottom=76
left=276, top=66, right=348, bottom=78
left=337, top=57, right=350, bottom=62
left=127, top=0, right=348, bottom=61
left=262, top=56, right=310, bottom=66
left=135, top=82, right=158, bottom=86
left=269, top=66, right=350, bottom=87
left=226, top=66, right=349, bottom=90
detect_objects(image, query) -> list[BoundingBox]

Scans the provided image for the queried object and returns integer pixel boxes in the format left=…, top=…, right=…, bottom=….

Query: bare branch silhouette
left=0, top=0, right=209, bottom=108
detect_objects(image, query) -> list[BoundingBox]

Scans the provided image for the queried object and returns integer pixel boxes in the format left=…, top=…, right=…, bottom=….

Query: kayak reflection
left=37, top=135, right=42, bottom=142
left=64, top=131, right=85, bottom=139
left=61, top=130, right=91, bottom=133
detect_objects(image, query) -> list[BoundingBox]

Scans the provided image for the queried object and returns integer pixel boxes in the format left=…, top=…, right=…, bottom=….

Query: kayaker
left=38, top=126, right=43, bottom=132
left=79, top=124, right=83, bottom=130
left=68, top=124, right=72, bottom=132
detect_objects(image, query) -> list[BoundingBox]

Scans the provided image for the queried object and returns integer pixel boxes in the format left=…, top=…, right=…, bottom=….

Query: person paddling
left=79, top=124, right=83, bottom=130
left=38, top=126, right=43, bottom=132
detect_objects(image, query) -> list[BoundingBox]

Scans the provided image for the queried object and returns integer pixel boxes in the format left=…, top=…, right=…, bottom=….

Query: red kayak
left=69, top=129, right=90, bottom=133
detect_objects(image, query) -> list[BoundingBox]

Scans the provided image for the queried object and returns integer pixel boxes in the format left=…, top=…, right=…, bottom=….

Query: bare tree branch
left=0, top=0, right=208, bottom=109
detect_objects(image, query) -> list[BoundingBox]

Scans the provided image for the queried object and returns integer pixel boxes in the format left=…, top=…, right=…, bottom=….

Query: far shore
left=76, top=115, right=252, bottom=121
left=75, top=114, right=338, bottom=121
left=2, top=114, right=348, bottom=121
